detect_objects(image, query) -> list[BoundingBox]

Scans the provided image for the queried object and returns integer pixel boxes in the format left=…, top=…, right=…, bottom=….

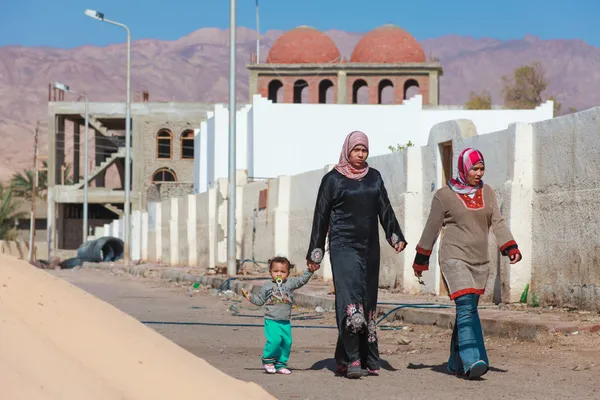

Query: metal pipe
left=227, top=0, right=237, bottom=276
left=255, top=0, right=259, bottom=63
left=124, top=25, right=132, bottom=266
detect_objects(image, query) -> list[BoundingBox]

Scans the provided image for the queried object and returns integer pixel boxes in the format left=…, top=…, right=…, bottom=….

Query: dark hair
left=268, top=256, right=294, bottom=271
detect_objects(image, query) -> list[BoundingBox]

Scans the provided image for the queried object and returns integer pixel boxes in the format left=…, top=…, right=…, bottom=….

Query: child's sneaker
left=276, top=368, right=292, bottom=375
left=263, top=364, right=276, bottom=374
left=367, top=368, right=379, bottom=376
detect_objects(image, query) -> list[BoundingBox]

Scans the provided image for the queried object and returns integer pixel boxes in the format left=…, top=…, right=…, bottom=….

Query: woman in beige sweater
left=413, top=148, right=522, bottom=379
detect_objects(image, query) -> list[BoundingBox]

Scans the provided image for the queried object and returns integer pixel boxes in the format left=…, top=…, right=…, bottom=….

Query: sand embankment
left=0, top=254, right=274, bottom=399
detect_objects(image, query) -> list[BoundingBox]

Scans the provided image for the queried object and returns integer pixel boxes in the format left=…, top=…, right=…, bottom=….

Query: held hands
left=394, top=241, right=407, bottom=254
left=306, top=261, right=321, bottom=273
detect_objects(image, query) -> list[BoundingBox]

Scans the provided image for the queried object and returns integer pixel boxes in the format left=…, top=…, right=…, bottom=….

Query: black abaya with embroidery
left=306, top=168, right=405, bottom=370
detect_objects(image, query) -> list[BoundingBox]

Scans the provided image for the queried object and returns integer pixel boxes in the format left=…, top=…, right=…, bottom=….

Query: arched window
left=404, top=79, right=420, bottom=100
left=378, top=79, right=394, bottom=104
left=268, top=80, right=283, bottom=103
left=319, top=79, right=335, bottom=104
left=352, top=79, right=368, bottom=104
left=156, top=129, right=172, bottom=159
left=152, top=168, right=177, bottom=183
left=293, top=80, right=308, bottom=103
left=181, top=130, right=195, bottom=160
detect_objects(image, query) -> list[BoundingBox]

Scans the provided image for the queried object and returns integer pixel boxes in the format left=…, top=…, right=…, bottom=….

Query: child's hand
left=241, top=288, right=251, bottom=301
left=307, top=261, right=320, bottom=272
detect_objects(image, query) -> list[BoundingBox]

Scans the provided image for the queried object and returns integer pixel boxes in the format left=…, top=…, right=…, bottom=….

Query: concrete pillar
left=147, top=202, right=161, bottom=263
left=56, top=116, right=65, bottom=185
left=73, top=122, right=80, bottom=184
left=141, top=212, right=149, bottom=261
left=216, top=178, right=228, bottom=265
left=103, top=223, right=110, bottom=237
left=187, top=194, right=197, bottom=266
left=169, top=198, right=179, bottom=266
left=235, top=183, right=244, bottom=261
left=56, top=204, right=65, bottom=249
left=428, top=71, right=440, bottom=106
left=161, top=199, right=171, bottom=264
left=110, top=220, right=118, bottom=238
left=507, top=123, right=534, bottom=302
left=94, top=226, right=103, bottom=239
left=95, top=130, right=106, bottom=187
left=48, top=115, right=57, bottom=188
left=402, top=146, right=425, bottom=294
left=337, top=71, right=347, bottom=104
left=208, top=187, right=219, bottom=271
left=274, top=176, right=291, bottom=257
left=131, top=210, right=142, bottom=261
left=177, top=196, right=189, bottom=266
left=248, top=71, right=258, bottom=101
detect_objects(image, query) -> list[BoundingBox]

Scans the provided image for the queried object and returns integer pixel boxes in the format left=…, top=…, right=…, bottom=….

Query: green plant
left=388, top=141, right=414, bottom=153
left=0, top=185, right=26, bottom=240
left=10, top=161, right=73, bottom=201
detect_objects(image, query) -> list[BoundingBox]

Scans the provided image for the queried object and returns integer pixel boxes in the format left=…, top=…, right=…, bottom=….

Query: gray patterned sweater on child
left=247, top=270, right=313, bottom=320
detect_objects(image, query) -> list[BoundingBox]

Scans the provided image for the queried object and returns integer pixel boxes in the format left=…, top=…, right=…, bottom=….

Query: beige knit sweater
left=414, top=184, right=517, bottom=269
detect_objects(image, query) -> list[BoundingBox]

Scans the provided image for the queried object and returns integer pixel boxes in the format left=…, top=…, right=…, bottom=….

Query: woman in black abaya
left=306, top=131, right=407, bottom=379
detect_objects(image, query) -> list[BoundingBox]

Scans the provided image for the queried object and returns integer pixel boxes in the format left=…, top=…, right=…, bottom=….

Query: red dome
left=351, top=25, right=426, bottom=63
left=266, top=26, right=341, bottom=64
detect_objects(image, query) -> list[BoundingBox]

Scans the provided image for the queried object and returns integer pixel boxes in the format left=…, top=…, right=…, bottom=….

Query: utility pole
left=227, top=0, right=237, bottom=276
left=255, top=0, right=260, bottom=63
left=28, top=121, right=40, bottom=263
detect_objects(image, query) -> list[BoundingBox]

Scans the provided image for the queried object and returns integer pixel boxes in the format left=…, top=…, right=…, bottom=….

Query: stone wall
left=531, top=108, right=600, bottom=311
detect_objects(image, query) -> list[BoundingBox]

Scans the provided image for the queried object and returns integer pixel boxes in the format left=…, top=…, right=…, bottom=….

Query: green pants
left=261, top=319, right=292, bottom=369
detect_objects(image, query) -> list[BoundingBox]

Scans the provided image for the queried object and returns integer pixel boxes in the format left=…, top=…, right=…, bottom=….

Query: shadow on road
left=406, top=362, right=508, bottom=376
left=307, top=358, right=399, bottom=372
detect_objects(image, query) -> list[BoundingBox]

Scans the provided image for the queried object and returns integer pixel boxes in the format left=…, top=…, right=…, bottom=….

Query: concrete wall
left=94, top=106, right=600, bottom=310
left=195, top=94, right=553, bottom=190
left=531, top=108, right=600, bottom=311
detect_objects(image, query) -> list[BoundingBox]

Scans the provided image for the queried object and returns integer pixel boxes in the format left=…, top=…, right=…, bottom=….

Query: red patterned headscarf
left=448, top=148, right=484, bottom=194
left=335, top=131, right=370, bottom=180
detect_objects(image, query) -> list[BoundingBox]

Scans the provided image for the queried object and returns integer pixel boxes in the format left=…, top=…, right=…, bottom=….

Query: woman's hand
left=509, top=252, right=522, bottom=264
left=394, top=241, right=407, bottom=254
left=307, top=261, right=321, bottom=272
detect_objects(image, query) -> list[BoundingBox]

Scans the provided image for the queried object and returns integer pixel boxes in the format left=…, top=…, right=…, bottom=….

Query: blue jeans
left=448, top=294, right=489, bottom=374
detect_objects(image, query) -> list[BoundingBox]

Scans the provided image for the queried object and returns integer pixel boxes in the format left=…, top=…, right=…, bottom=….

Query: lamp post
left=227, top=0, right=237, bottom=276
left=54, top=82, right=89, bottom=244
left=255, top=0, right=260, bottom=63
left=85, top=9, right=132, bottom=265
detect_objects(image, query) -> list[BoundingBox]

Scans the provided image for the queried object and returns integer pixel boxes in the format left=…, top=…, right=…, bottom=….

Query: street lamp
left=227, top=0, right=237, bottom=276
left=54, top=82, right=90, bottom=244
left=255, top=0, right=260, bottom=63
left=85, top=9, right=132, bottom=265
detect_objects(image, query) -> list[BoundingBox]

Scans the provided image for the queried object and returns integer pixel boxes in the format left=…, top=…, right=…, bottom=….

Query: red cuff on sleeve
left=413, top=263, right=429, bottom=272
left=500, top=240, right=517, bottom=253
left=416, top=245, right=432, bottom=256
left=508, top=248, right=521, bottom=258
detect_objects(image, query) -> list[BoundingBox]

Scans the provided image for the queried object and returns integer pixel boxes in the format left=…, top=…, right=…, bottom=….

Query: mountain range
left=1, top=27, right=599, bottom=181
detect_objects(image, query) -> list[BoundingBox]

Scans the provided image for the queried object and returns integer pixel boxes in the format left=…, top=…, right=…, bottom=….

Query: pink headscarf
left=335, top=131, right=370, bottom=180
left=448, top=148, right=485, bottom=194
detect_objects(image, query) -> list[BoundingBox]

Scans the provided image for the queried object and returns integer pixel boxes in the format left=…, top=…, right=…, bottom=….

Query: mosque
left=247, top=24, right=443, bottom=105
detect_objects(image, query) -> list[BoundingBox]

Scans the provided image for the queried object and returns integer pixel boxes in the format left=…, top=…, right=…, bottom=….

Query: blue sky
left=2, top=0, right=598, bottom=48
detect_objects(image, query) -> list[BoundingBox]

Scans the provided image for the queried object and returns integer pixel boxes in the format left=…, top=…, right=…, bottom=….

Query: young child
left=241, top=256, right=314, bottom=375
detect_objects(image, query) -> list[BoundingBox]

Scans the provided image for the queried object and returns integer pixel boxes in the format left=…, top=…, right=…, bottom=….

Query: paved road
left=52, top=269, right=600, bottom=400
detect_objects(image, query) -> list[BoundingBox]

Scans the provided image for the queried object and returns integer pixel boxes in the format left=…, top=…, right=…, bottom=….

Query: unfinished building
left=47, top=97, right=214, bottom=250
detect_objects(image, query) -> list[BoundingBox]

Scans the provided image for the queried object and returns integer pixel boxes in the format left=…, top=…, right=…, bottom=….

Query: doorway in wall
left=438, top=141, right=453, bottom=296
